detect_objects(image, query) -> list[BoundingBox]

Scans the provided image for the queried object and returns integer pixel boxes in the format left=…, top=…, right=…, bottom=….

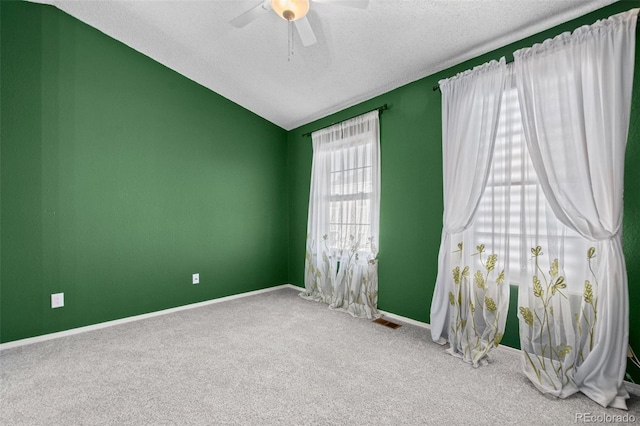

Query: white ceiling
left=31, top=0, right=618, bottom=130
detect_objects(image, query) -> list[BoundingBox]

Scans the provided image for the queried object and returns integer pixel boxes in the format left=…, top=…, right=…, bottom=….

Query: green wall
left=0, top=1, right=288, bottom=343
left=287, top=1, right=640, bottom=381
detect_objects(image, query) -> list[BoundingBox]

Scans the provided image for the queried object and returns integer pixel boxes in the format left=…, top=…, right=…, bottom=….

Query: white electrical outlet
left=192, top=273, right=199, bottom=284
left=51, top=293, right=64, bottom=308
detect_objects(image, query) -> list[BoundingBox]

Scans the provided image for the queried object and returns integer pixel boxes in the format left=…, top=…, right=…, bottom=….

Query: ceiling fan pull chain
left=288, top=20, right=294, bottom=62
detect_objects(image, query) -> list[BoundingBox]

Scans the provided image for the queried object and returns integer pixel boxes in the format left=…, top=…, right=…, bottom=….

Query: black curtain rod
left=432, top=57, right=514, bottom=92
left=302, top=104, right=389, bottom=137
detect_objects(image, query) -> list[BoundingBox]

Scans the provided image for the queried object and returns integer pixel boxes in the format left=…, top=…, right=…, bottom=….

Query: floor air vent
left=373, top=318, right=401, bottom=329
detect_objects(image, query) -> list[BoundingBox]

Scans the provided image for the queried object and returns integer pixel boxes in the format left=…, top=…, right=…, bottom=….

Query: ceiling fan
left=230, top=0, right=370, bottom=47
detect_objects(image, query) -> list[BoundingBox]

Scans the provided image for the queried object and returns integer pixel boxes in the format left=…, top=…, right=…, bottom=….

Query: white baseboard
left=0, top=284, right=294, bottom=351
left=378, top=309, right=431, bottom=330
left=284, top=283, right=303, bottom=290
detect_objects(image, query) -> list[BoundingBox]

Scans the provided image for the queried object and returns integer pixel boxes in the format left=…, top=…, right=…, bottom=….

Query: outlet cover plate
left=51, top=293, right=64, bottom=308
left=192, top=273, right=199, bottom=284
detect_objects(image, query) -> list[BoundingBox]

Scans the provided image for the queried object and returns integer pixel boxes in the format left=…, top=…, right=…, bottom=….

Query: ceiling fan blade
left=311, top=0, right=369, bottom=9
left=294, top=17, right=317, bottom=47
left=230, top=1, right=271, bottom=28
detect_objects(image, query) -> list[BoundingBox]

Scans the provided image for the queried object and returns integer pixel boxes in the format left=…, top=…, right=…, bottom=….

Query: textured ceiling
left=31, top=0, right=618, bottom=130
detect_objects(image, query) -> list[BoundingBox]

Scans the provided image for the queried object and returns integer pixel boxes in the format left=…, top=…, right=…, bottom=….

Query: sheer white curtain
left=514, top=9, right=638, bottom=409
left=430, top=59, right=509, bottom=365
left=302, top=111, right=381, bottom=318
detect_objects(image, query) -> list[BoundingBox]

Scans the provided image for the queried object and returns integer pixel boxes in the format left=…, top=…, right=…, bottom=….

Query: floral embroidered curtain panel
left=514, top=9, right=638, bottom=409
left=430, top=8, right=638, bottom=409
left=430, top=59, right=510, bottom=366
left=302, top=111, right=381, bottom=319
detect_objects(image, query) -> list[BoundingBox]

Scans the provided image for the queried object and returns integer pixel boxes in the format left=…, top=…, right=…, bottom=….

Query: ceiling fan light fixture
left=270, top=0, right=309, bottom=21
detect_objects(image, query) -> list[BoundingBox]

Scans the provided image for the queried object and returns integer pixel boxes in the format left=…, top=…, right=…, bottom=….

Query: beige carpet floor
left=1, top=287, right=638, bottom=425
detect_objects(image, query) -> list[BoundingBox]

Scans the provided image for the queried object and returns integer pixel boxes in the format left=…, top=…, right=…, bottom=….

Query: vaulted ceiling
left=31, top=0, right=618, bottom=130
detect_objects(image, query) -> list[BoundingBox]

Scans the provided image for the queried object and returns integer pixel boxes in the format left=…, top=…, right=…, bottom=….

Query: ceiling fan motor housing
left=271, top=0, right=309, bottom=22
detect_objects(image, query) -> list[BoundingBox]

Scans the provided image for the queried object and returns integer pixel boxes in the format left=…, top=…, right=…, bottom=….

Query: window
left=474, top=73, right=587, bottom=289
left=328, top=138, right=374, bottom=252
left=303, top=110, right=380, bottom=317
